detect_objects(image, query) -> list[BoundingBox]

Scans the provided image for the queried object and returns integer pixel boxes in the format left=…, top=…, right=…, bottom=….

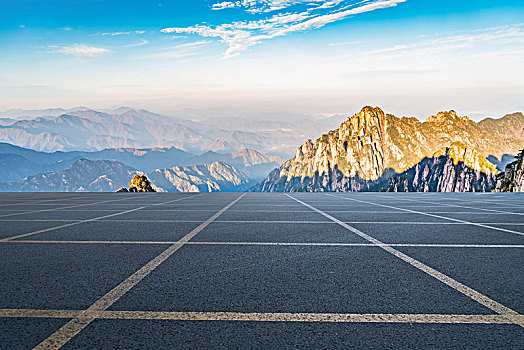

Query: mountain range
left=0, top=159, right=252, bottom=193
left=253, top=107, right=523, bottom=192
left=0, top=107, right=341, bottom=157
left=1, top=105, right=522, bottom=192
left=0, top=142, right=282, bottom=183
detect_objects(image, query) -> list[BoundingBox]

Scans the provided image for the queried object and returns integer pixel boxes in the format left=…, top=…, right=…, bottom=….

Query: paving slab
left=0, top=221, right=80, bottom=240
left=64, top=320, right=524, bottom=350
left=192, top=222, right=369, bottom=243
left=350, top=223, right=524, bottom=245
left=398, top=247, right=524, bottom=314
left=15, top=221, right=203, bottom=242
left=0, top=243, right=168, bottom=310
left=110, top=245, right=493, bottom=315
left=0, top=317, right=70, bottom=349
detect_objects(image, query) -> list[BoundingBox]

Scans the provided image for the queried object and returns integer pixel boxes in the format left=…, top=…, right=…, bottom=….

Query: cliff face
left=253, top=106, right=520, bottom=192
left=494, top=150, right=524, bottom=192
left=386, top=142, right=498, bottom=192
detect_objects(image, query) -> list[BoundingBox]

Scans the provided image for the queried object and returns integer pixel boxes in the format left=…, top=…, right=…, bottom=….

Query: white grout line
left=1, top=308, right=522, bottom=325
left=2, top=219, right=523, bottom=227
left=33, top=193, right=246, bottom=350
left=0, top=195, right=199, bottom=242
left=390, top=197, right=524, bottom=216
left=286, top=194, right=524, bottom=327
left=186, top=242, right=524, bottom=248
left=325, top=194, right=524, bottom=237
left=2, top=240, right=524, bottom=248
left=0, top=195, right=152, bottom=218
left=0, top=195, right=94, bottom=207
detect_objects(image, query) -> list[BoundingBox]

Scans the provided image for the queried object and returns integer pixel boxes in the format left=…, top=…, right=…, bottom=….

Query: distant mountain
left=0, top=107, right=343, bottom=157
left=149, top=162, right=251, bottom=192
left=253, top=106, right=523, bottom=192
left=0, top=142, right=193, bottom=178
left=0, top=142, right=281, bottom=183
left=0, top=154, right=51, bottom=183
left=0, top=159, right=251, bottom=193
left=188, top=148, right=283, bottom=179
left=494, top=149, right=524, bottom=192
left=0, top=107, right=89, bottom=119
left=0, top=159, right=137, bottom=192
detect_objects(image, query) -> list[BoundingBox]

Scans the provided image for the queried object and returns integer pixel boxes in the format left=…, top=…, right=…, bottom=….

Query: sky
left=0, top=0, right=523, bottom=120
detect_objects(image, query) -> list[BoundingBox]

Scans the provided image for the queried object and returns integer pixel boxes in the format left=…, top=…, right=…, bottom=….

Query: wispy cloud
left=162, top=0, right=406, bottom=58
left=101, top=30, right=145, bottom=36
left=142, top=41, right=210, bottom=59
left=124, top=39, right=150, bottom=47
left=52, top=44, right=111, bottom=57
left=359, top=24, right=524, bottom=58
left=329, top=40, right=362, bottom=46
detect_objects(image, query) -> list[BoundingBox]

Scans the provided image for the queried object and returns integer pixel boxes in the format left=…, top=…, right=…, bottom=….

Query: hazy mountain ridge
left=0, top=142, right=280, bottom=192
left=0, top=142, right=281, bottom=183
left=0, top=158, right=253, bottom=193
left=253, top=106, right=523, bottom=192
left=0, top=159, right=137, bottom=192
left=0, top=107, right=341, bottom=157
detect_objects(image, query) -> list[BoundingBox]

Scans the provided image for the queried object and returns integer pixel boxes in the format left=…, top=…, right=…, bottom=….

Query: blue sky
left=1, top=0, right=523, bottom=119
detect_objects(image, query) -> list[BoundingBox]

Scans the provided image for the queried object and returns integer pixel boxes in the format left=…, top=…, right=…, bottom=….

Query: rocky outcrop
left=253, top=106, right=519, bottom=192
left=494, top=150, right=524, bottom=192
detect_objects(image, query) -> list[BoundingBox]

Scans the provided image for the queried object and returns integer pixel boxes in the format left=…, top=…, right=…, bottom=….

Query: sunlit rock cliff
left=253, top=106, right=522, bottom=192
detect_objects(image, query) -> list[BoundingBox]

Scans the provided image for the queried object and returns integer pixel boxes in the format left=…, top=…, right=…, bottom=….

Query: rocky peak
left=425, top=110, right=470, bottom=124
left=343, top=106, right=386, bottom=137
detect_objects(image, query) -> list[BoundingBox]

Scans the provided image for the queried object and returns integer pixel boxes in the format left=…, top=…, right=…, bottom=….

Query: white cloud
left=212, top=1, right=238, bottom=10
left=162, top=0, right=406, bottom=58
left=101, top=30, right=145, bottom=36
left=54, top=44, right=111, bottom=57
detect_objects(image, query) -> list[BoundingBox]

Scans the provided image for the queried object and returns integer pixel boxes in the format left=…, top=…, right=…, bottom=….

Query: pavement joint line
left=0, top=195, right=93, bottom=207
left=1, top=308, right=523, bottom=325
left=287, top=194, right=524, bottom=327
left=0, top=194, right=200, bottom=242
left=3, top=240, right=524, bottom=248
left=33, top=193, right=246, bottom=350
left=326, top=194, right=524, bottom=237
left=0, top=194, right=157, bottom=218
left=427, top=197, right=524, bottom=209
left=2, top=219, right=523, bottom=226
left=391, top=197, right=524, bottom=216
left=4, top=208, right=517, bottom=215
